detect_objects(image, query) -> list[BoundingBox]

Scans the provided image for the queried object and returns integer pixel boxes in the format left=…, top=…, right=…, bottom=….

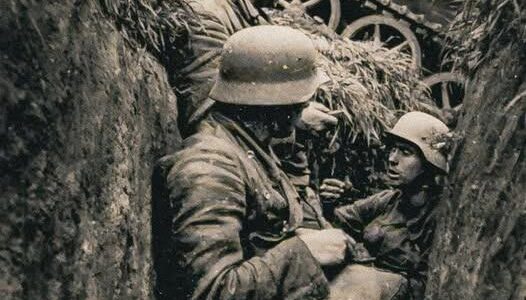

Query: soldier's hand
left=298, top=229, right=355, bottom=267
left=296, top=102, right=338, bottom=134
left=320, top=178, right=351, bottom=202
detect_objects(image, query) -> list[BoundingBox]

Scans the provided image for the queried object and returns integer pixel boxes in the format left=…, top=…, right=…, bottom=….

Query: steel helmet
left=387, top=111, right=451, bottom=173
left=209, top=25, right=329, bottom=106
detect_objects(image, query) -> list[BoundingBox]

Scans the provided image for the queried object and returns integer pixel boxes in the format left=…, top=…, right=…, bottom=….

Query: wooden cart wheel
left=423, top=72, right=465, bottom=111
left=341, top=15, right=422, bottom=69
left=277, top=0, right=341, bottom=31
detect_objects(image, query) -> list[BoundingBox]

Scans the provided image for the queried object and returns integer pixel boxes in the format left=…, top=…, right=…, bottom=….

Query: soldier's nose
left=388, top=149, right=399, bottom=165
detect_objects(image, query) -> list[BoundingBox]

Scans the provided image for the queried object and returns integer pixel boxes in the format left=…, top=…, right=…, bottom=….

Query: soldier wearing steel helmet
left=172, top=0, right=337, bottom=211
left=172, top=0, right=337, bottom=136
left=320, top=111, right=452, bottom=300
left=153, top=25, right=353, bottom=300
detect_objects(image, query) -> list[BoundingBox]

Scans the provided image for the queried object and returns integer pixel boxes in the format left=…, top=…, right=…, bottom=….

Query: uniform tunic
left=153, top=111, right=330, bottom=300
left=334, top=189, right=437, bottom=299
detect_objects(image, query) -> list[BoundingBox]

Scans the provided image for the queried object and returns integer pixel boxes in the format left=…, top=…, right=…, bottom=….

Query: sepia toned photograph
left=1, top=0, right=524, bottom=299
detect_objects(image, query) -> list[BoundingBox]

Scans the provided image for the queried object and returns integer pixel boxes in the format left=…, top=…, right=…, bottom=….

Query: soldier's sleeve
left=175, top=3, right=232, bottom=125
left=164, top=146, right=329, bottom=300
left=333, top=190, right=397, bottom=241
left=181, top=0, right=250, bottom=83
left=181, top=10, right=228, bottom=77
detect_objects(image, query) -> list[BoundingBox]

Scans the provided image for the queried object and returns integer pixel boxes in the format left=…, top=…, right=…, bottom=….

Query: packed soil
left=0, top=1, right=181, bottom=298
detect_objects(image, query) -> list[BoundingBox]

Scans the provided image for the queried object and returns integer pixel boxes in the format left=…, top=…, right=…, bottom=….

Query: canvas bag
left=329, top=264, right=408, bottom=300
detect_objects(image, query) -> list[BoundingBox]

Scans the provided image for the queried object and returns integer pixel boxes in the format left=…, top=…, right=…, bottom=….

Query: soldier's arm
left=180, top=2, right=231, bottom=78
left=333, top=190, right=397, bottom=241
left=164, top=146, right=329, bottom=300
left=174, top=4, right=232, bottom=125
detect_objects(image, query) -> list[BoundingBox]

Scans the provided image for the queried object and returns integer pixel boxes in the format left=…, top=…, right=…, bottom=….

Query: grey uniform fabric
left=153, top=111, right=330, bottom=300
left=334, top=189, right=437, bottom=299
left=175, top=0, right=270, bottom=131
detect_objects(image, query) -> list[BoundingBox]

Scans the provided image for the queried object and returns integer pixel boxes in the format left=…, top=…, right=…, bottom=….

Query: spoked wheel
left=423, top=72, right=465, bottom=110
left=277, top=0, right=341, bottom=31
left=423, top=72, right=466, bottom=125
left=341, top=15, right=422, bottom=70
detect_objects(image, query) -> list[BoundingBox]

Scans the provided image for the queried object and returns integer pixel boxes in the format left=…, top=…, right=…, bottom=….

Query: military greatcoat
left=153, top=112, right=330, bottom=299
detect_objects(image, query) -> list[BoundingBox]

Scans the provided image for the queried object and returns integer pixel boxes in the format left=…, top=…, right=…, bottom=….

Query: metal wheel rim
left=341, top=15, right=422, bottom=70
left=277, top=0, right=341, bottom=30
left=423, top=72, right=465, bottom=110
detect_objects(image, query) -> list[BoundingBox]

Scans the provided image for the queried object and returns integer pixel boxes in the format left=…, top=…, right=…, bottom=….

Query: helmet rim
left=209, top=69, right=329, bottom=106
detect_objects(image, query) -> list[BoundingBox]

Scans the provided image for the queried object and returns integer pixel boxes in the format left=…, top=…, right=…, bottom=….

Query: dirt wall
left=426, top=40, right=526, bottom=300
left=0, top=1, right=180, bottom=298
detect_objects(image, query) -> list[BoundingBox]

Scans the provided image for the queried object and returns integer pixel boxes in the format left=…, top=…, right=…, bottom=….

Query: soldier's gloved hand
left=298, top=228, right=355, bottom=267
left=296, top=102, right=337, bottom=135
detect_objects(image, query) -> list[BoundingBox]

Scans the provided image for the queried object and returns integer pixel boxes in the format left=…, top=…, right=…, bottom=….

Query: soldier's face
left=386, top=141, right=425, bottom=187
left=269, top=104, right=306, bottom=138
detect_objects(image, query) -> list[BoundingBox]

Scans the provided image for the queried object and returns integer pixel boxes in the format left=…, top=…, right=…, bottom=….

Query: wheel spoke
left=277, top=0, right=290, bottom=8
left=373, top=23, right=381, bottom=46
left=303, top=0, right=324, bottom=8
left=441, top=82, right=451, bottom=109
left=390, top=40, right=409, bottom=53
left=342, top=15, right=422, bottom=68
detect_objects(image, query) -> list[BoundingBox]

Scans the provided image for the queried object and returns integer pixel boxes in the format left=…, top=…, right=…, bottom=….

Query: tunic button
left=264, top=191, right=271, bottom=200
left=247, top=150, right=255, bottom=159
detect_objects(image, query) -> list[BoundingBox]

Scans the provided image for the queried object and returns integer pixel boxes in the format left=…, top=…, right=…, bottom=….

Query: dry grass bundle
left=445, top=0, right=526, bottom=73
left=99, top=0, right=195, bottom=59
